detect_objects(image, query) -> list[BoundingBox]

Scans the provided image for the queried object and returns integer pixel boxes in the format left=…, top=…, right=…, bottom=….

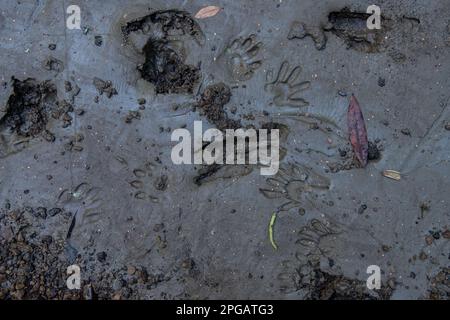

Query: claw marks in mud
left=296, top=219, right=340, bottom=260
left=122, top=10, right=204, bottom=94
left=58, top=182, right=105, bottom=227
left=265, top=61, right=311, bottom=108
left=259, top=162, right=330, bottom=213
left=223, top=34, right=263, bottom=81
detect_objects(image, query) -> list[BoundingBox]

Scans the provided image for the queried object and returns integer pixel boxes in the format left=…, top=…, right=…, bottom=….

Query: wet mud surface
left=0, top=0, right=449, bottom=300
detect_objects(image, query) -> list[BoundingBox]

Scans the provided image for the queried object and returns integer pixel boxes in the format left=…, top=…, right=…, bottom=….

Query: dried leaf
left=347, top=95, right=368, bottom=167
left=383, top=170, right=401, bottom=181
left=195, top=6, right=222, bottom=19
left=269, top=212, right=278, bottom=250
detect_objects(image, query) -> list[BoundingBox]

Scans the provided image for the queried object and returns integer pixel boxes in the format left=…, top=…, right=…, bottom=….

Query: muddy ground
left=0, top=0, right=449, bottom=300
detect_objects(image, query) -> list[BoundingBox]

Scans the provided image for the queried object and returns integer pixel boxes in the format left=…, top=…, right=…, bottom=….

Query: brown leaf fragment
left=195, top=6, right=222, bottom=19
left=347, top=95, right=368, bottom=167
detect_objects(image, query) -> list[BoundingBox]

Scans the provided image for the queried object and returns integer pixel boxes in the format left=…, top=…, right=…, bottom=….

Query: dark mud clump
left=0, top=78, right=57, bottom=137
left=367, top=141, right=382, bottom=161
left=325, top=8, right=387, bottom=53
left=139, top=38, right=200, bottom=94
left=122, top=10, right=205, bottom=45
left=196, top=83, right=241, bottom=130
left=123, top=10, right=204, bottom=94
left=43, top=56, right=64, bottom=73
left=93, top=77, right=118, bottom=98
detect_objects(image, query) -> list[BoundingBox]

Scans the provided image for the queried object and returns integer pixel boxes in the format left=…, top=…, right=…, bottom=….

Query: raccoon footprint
left=129, top=162, right=161, bottom=202
left=259, top=162, right=330, bottom=213
left=296, top=218, right=339, bottom=260
left=224, top=34, right=262, bottom=81
left=265, top=61, right=311, bottom=108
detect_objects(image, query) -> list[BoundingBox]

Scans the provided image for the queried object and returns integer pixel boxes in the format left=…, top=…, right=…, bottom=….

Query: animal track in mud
left=265, top=61, right=311, bottom=108
left=122, top=9, right=205, bottom=45
left=122, top=10, right=204, bottom=94
left=192, top=123, right=289, bottom=186
left=139, top=38, right=200, bottom=94
left=193, top=83, right=291, bottom=186
left=275, top=217, right=341, bottom=294
left=196, top=82, right=241, bottom=131
left=277, top=259, right=393, bottom=299
left=223, top=34, right=263, bottom=81
left=0, top=78, right=59, bottom=158
left=288, top=21, right=327, bottom=50
left=325, top=8, right=388, bottom=53
left=295, top=219, right=340, bottom=262
left=1, top=78, right=57, bottom=138
left=288, top=8, right=421, bottom=59
left=194, top=164, right=253, bottom=186
left=129, top=162, right=164, bottom=202
left=259, top=162, right=330, bottom=213
left=57, top=182, right=105, bottom=226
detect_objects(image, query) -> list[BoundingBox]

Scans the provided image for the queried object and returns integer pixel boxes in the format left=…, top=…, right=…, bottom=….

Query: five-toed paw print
left=265, top=61, right=311, bottom=108
left=225, top=34, right=263, bottom=81
left=259, top=162, right=330, bottom=213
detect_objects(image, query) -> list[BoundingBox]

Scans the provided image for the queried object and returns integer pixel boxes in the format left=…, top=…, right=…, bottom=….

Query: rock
left=401, top=128, right=411, bottom=136
left=97, top=251, right=107, bottom=263
left=34, top=207, right=47, bottom=219
left=127, top=265, right=136, bottom=275
left=358, top=204, right=368, bottom=214
left=41, top=235, right=53, bottom=245
left=445, top=122, right=450, bottom=131
left=94, top=35, right=103, bottom=47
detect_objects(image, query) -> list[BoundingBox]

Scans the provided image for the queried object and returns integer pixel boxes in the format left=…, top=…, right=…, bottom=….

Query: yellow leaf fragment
left=195, top=6, right=222, bottom=19
left=383, top=170, right=401, bottom=181
left=269, top=212, right=278, bottom=250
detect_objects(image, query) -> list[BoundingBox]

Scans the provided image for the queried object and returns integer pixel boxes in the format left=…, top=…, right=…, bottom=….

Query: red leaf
left=347, top=95, right=368, bottom=167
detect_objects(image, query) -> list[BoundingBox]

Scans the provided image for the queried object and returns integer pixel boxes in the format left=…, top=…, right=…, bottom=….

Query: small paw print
left=265, top=61, right=311, bottom=108
left=225, top=34, right=263, bottom=81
